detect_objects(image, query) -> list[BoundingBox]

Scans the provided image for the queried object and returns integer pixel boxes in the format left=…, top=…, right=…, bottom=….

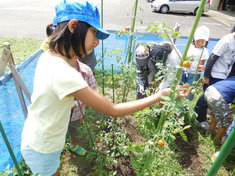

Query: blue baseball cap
left=54, top=0, right=110, bottom=40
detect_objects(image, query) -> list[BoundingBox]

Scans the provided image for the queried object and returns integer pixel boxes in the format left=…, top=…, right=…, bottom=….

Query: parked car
left=151, top=0, right=210, bottom=14
left=147, top=0, right=155, bottom=2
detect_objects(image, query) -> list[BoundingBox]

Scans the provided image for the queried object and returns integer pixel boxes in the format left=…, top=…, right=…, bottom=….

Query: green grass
left=0, top=37, right=43, bottom=66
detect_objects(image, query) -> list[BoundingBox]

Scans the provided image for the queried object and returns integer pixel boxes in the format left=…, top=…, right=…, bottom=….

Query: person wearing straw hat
left=20, top=1, right=190, bottom=175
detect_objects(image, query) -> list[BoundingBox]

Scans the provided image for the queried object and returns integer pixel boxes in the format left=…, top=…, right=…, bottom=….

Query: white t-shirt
left=158, top=47, right=182, bottom=90
left=22, top=51, right=88, bottom=153
left=187, top=44, right=209, bottom=74
left=211, top=34, right=235, bottom=79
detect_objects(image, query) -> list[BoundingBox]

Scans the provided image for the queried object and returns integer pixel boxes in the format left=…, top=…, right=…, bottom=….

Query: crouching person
left=135, top=43, right=172, bottom=99
left=204, top=76, right=235, bottom=145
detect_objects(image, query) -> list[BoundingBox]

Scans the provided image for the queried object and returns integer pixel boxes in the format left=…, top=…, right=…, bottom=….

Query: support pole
left=101, top=0, right=105, bottom=95
left=1, top=43, right=31, bottom=119
left=206, top=127, right=235, bottom=176
left=0, top=121, right=22, bottom=176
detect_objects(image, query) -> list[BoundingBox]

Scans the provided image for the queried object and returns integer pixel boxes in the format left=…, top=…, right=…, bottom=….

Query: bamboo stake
left=126, top=0, right=138, bottom=64
left=0, top=121, right=22, bottom=176
left=206, top=127, right=235, bottom=176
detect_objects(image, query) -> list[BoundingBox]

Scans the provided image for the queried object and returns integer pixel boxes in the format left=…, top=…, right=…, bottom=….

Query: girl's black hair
left=46, top=24, right=55, bottom=37
left=49, top=21, right=90, bottom=59
left=192, top=39, right=208, bottom=47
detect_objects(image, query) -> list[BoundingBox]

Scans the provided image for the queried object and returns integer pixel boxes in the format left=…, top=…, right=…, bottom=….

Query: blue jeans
left=195, top=77, right=223, bottom=122
left=181, top=72, right=201, bottom=100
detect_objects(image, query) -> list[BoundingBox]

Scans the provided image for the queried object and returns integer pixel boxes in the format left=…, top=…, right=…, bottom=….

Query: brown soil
left=60, top=116, right=233, bottom=176
left=174, top=129, right=207, bottom=176
left=121, top=116, right=145, bottom=144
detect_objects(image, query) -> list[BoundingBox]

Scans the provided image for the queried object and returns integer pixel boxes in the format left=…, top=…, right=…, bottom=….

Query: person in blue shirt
left=204, top=76, right=235, bottom=145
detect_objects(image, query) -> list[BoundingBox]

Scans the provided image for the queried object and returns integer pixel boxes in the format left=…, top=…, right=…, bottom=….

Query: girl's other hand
left=198, top=65, right=205, bottom=72
left=203, top=77, right=210, bottom=85
left=139, top=86, right=146, bottom=95
left=176, top=85, right=191, bottom=98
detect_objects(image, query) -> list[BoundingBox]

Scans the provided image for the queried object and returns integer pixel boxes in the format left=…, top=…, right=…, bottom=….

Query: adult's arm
left=204, top=53, right=220, bottom=78
left=228, top=63, right=235, bottom=77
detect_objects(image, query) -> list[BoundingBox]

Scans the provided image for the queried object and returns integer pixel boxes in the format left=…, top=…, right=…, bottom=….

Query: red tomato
left=172, top=130, right=177, bottom=135
left=183, top=83, right=190, bottom=89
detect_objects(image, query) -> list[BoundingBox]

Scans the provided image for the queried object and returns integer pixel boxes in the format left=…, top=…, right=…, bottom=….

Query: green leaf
left=160, top=96, right=171, bottom=101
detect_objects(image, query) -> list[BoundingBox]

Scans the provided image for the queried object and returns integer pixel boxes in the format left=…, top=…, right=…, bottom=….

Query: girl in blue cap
left=21, top=1, right=190, bottom=175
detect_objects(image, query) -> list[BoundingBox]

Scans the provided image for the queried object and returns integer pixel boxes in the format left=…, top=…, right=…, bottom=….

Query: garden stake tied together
left=153, top=0, right=207, bottom=133
left=0, top=42, right=32, bottom=176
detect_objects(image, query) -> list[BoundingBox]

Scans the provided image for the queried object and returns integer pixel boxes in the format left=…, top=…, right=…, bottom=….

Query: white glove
left=139, top=86, right=145, bottom=95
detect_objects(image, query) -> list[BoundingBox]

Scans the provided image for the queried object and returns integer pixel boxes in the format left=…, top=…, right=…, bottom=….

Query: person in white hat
left=181, top=26, right=210, bottom=93
left=181, top=26, right=210, bottom=129
left=196, top=26, right=235, bottom=131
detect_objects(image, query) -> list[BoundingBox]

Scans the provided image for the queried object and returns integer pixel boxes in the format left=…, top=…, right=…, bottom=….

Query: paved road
left=0, top=0, right=231, bottom=39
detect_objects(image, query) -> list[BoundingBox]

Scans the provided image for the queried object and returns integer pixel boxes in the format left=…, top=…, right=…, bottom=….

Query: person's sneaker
left=198, top=121, right=210, bottom=130
left=66, top=143, right=87, bottom=156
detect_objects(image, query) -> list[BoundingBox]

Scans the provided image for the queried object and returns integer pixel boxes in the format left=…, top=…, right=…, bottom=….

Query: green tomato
left=191, top=89, right=196, bottom=94
left=192, top=81, right=197, bottom=86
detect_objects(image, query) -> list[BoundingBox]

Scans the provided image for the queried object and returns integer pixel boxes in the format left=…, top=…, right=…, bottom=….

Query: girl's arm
left=204, top=53, right=220, bottom=78
left=70, top=87, right=189, bottom=117
left=70, top=87, right=168, bottom=117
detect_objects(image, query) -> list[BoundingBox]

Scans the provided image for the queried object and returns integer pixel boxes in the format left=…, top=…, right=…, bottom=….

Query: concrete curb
left=205, top=10, right=235, bottom=27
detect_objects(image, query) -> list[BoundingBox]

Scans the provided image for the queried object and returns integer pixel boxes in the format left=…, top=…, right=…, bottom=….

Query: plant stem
left=101, top=0, right=105, bottom=95
left=163, top=29, right=182, bottom=61
left=111, top=64, right=115, bottom=103
left=193, top=47, right=204, bottom=82
left=126, top=0, right=138, bottom=64
left=77, top=101, right=95, bottom=149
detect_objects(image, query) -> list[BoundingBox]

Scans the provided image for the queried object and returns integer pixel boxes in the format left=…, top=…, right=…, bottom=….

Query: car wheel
left=160, top=5, right=169, bottom=14
left=194, top=8, right=198, bottom=15
left=194, top=8, right=204, bottom=15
